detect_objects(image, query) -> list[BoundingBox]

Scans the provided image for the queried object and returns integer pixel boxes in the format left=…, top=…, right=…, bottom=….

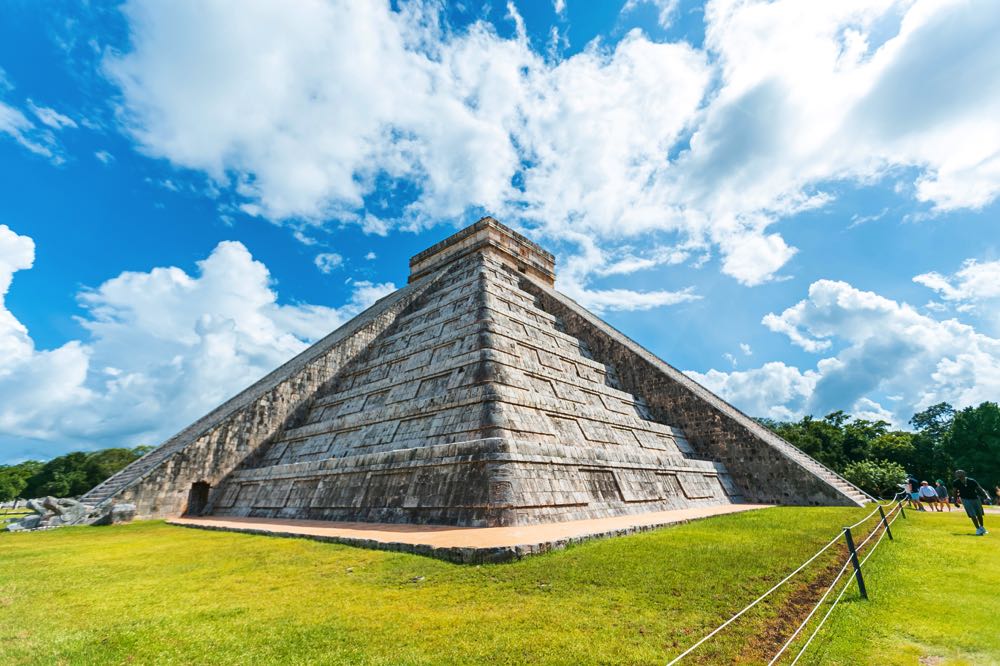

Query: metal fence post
left=877, top=505, right=893, bottom=540
left=842, top=527, right=868, bottom=600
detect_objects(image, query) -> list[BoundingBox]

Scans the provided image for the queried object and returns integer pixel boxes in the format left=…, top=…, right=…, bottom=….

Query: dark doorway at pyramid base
left=185, top=481, right=211, bottom=516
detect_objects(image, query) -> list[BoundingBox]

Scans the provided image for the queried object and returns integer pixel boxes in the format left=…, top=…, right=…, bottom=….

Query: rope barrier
left=787, top=519, right=894, bottom=665
left=666, top=498, right=907, bottom=665
left=845, top=505, right=881, bottom=530
left=768, top=512, right=891, bottom=666
left=664, top=531, right=843, bottom=665
left=852, top=520, right=882, bottom=550
left=846, top=492, right=905, bottom=529
left=766, top=557, right=853, bottom=665
left=859, top=521, right=892, bottom=567
left=787, top=569, right=854, bottom=665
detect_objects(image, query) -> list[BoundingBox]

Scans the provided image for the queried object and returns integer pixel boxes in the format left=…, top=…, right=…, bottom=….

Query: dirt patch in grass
left=735, top=509, right=897, bottom=664
left=735, top=543, right=850, bottom=664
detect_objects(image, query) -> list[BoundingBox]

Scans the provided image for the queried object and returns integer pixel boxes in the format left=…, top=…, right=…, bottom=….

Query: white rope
left=852, top=521, right=882, bottom=550
left=846, top=491, right=903, bottom=528
left=766, top=557, right=853, bottom=665
left=846, top=504, right=883, bottom=529
left=787, top=568, right=855, bottom=666
left=786, top=517, right=894, bottom=665
left=668, top=499, right=905, bottom=665
left=664, top=531, right=843, bottom=665
left=859, top=522, right=891, bottom=567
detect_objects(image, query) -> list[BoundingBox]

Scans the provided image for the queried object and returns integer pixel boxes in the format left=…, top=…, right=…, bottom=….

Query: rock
left=109, top=503, right=137, bottom=524
left=13, top=514, right=41, bottom=530
left=4, top=496, right=90, bottom=531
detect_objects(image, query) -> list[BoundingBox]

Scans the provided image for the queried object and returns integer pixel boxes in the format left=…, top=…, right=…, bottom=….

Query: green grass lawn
left=800, top=509, right=1000, bottom=666
left=1, top=506, right=996, bottom=665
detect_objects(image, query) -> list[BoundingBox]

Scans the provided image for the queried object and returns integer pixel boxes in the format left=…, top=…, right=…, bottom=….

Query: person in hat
left=918, top=481, right=941, bottom=511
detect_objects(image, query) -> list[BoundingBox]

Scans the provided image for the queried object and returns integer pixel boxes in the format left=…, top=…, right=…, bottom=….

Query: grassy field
left=0, top=506, right=996, bottom=665
left=803, top=508, right=1000, bottom=665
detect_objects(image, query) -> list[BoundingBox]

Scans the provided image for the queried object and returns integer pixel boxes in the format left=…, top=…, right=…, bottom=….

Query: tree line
left=759, top=401, right=1000, bottom=498
left=0, top=446, right=152, bottom=502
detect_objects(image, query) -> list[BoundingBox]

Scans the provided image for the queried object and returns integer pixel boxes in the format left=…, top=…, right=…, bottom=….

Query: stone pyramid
left=81, top=218, right=867, bottom=527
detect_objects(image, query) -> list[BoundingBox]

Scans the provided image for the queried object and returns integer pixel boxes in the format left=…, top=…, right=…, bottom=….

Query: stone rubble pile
left=3, top=496, right=136, bottom=532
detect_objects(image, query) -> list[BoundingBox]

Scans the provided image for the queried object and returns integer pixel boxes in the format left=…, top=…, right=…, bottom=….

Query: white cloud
left=365, top=251, right=377, bottom=260
left=313, top=252, right=343, bottom=273
left=687, top=362, right=819, bottom=421
left=0, top=100, right=55, bottom=159
left=553, top=0, right=566, bottom=16
left=562, top=285, right=700, bottom=313
left=0, top=78, right=70, bottom=162
left=914, top=259, right=1000, bottom=305
left=27, top=100, right=77, bottom=129
left=0, top=227, right=394, bottom=462
left=696, top=279, right=1000, bottom=424
left=739, top=342, right=752, bottom=356
left=103, top=0, right=1000, bottom=293
left=94, top=150, right=114, bottom=163
left=0, top=225, right=92, bottom=444
left=621, top=0, right=680, bottom=28
left=343, top=279, right=395, bottom=308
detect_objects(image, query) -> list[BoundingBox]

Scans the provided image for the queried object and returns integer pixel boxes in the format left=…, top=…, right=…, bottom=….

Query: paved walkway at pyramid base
left=169, top=503, right=771, bottom=564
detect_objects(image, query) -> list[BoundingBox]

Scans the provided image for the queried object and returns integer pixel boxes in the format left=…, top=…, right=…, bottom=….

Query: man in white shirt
left=918, top=481, right=941, bottom=511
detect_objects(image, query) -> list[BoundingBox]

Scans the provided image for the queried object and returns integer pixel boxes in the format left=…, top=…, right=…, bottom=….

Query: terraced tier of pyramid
left=81, top=218, right=867, bottom=527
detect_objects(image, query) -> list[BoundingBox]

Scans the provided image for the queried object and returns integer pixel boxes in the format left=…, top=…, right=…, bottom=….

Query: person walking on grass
left=935, top=480, right=951, bottom=512
left=952, top=470, right=989, bottom=536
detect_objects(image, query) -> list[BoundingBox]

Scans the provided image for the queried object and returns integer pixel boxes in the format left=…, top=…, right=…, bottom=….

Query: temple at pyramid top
left=409, top=216, right=556, bottom=285
left=79, top=217, right=868, bottom=528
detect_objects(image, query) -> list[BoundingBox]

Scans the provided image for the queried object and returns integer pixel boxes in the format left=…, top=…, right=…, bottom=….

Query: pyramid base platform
left=168, top=503, right=771, bottom=564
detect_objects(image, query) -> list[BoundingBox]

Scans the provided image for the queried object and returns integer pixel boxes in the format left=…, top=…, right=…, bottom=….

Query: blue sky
left=1, top=0, right=999, bottom=463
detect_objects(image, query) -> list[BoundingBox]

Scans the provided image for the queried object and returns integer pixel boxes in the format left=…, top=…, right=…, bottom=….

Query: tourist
left=952, top=470, right=989, bottom=536
left=918, top=481, right=940, bottom=511
left=906, top=475, right=923, bottom=511
left=935, top=480, right=951, bottom=512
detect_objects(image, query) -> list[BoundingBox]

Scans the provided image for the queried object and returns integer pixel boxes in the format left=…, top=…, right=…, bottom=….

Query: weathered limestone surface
left=210, top=250, right=742, bottom=526
left=80, top=216, right=866, bottom=527
left=78, top=272, right=446, bottom=520
left=520, top=278, right=868, bottom=506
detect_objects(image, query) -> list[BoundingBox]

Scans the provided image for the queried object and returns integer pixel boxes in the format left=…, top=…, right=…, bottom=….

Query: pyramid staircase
left=79, top=217, right=867, bottom=527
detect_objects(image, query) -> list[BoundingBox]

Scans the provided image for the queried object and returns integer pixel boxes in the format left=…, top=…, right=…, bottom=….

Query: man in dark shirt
left=952, top=470, right=989, bottom=536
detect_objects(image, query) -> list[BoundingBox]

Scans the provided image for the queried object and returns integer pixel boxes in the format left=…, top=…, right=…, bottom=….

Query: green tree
left=24, top=452, right=92, bottom=497
left=843, top=459, right=907, bottom=498
left=83, top=448, right=145, bottom=488
left=0, top=460, right=43, bottom=501
left=946, top=402, right=1000, bottom=489
left=869, top=431, right=916, bottom=468
left=17, top=445, right=152, bottom=499
left=910, top=402, right=955, bottom=482
left=842, top=417, right=891, bottom=464
left=771, top=415, right=847, bottom=471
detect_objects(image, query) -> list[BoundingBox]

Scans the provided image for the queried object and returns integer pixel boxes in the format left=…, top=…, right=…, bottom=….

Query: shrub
left=843, top=459, right=907, bottom=498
